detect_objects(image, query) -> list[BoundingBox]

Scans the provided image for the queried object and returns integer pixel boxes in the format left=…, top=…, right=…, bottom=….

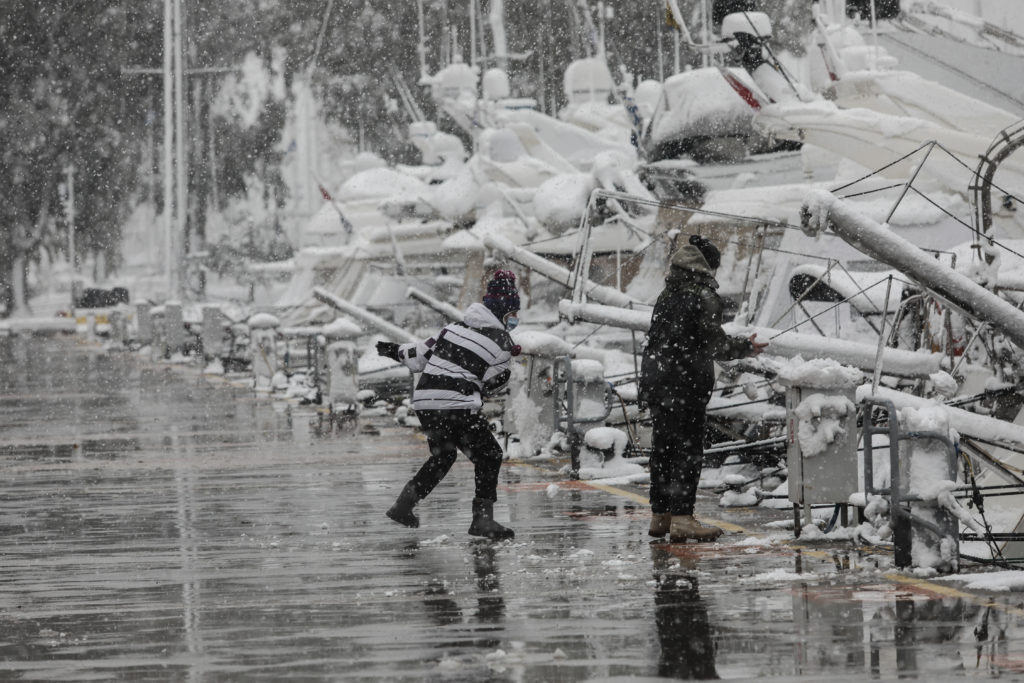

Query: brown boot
left=648, top=512, right=671, bottom=537
left=669, top=515, right=723, bottom=543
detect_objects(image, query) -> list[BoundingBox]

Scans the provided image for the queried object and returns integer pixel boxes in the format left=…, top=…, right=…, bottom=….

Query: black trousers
left=648, top=396, right=708, bottom=516
left=409, top=409, right=504, bottom=502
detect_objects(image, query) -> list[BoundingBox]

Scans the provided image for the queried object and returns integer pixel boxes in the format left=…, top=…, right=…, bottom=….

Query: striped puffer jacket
left=396, top=303, right=516, bottom=411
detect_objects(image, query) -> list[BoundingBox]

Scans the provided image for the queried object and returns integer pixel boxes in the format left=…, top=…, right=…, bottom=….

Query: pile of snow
left=935, top=570, right=1024, bottom=592
left=339, top=168, right=429, bottom=202
left=648, top=68, right=760, bottom=146
left=777, top=357, right=864, bottom=390
left=248, top=312, right=280, bottom=329
left=927, top=371, right=958, bottom=398
left=533, top=173, right=594, bottom=234
left=793, top=394, right=856, bottom=457
left=428, top=165, right=479, bottom=220
left=322, top=317, right=362, bottom=339
left=576, top=427, right=647, bottom=484
left=511, top=330, right=573, bottom=358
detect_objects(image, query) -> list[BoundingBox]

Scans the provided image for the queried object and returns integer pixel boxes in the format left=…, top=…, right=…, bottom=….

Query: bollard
left=248, top=312, right=280, bottom=392
left=135, top=303, right=153, bottom=347
left=201, top=306, right=229, bottom=361
left=149, top=307, right=166, bottom=360
left=325, top=340, right=360, bottom=413
left=164, top=303, right=185, bottom=358
left=320, top=317, right=362, bottom=410
left=108, top=310, right=125, bottom=348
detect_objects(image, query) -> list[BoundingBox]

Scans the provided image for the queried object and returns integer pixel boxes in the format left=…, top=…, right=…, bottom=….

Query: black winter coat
left=639, top=266, right=752, bottom=407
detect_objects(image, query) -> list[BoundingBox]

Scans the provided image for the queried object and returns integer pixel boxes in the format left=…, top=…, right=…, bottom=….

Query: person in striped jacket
left=377, top=270, right=522, bottom=540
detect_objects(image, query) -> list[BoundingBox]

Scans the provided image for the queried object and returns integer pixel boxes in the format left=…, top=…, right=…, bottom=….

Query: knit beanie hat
left=687, top=234, right=721, bottom=270
left=482, top=270, right=521, bottom=320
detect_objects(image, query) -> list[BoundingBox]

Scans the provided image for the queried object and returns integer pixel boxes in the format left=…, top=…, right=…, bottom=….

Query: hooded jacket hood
left=463, top=302, right=505, bottom=329
left=669, top=244, right=716, bottom=278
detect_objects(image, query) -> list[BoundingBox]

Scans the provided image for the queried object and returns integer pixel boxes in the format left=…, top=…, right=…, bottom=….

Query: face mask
left=505, top=316, right=519, bottom=330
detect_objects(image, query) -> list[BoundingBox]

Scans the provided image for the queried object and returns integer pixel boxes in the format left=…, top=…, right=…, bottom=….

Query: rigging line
left=837, top=182, right=911, bottom=200
left=829, top=141, right=936, bottom=194
left=579, top=225, right=833, bottom=300
left=576, top=230, right=672, bottom=296
left=571, top=321, right=610, bottom=350
left=909, top=187, right=1024, bottom=262
left=614, top=211, right=652, bottom=242
left=587, top=240, right=661, bottom=290
left=712, top=378, right=776, bottom=394
left=770, top=258, right=839, bottom=328
left=309, top=0, right=336, bottom=74
left=706, top=397, right=772, bottom=412
left=756, top=244, right=833, bottom=261
left=932, top=140, right=1024, bottom=202
left=605, top=370, right=643, bottom=382
left=768, top=275, right=892, bottom=339
left=687, top=234, right=834, bottom=263
left=908, top=185, right=976, bottom=232
left=959, top=452, right=1011, bottom=566
left=739, top=10, right=801, bottom=96
left=593, top=190, right=802, bottom=232
left=835, top=260, right=885, bottom=316
left=577, top=219, right=679, bottom=296
left=529, top=213, right=665, bottom=249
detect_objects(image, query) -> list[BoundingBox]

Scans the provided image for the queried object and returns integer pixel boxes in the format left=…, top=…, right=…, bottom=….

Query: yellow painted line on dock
left=583, top=481, right=649, bottom=506
left=74, top=314, right=110, bottom=324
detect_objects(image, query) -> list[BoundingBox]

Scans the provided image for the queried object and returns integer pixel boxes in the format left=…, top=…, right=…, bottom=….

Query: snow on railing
left=558, top=299, right=949, bottom=378
left=861, top=384, right=1024, bottom=452
left=483, top=234, right=636, bottom=308
left=801, top=190, right=1024, bottom=351
left=406, top=287, right=463, bottom=323
left=313, top=287, right=416, bottom=343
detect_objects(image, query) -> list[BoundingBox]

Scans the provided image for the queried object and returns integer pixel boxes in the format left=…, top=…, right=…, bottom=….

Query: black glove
left=376, top=341, right=400, bottom=361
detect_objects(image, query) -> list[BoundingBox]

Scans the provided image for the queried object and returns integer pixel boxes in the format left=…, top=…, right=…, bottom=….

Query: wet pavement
left=2, top=336, right=1024, bottom=681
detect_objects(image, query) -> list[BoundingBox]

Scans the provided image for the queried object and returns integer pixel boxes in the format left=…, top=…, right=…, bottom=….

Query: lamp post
left=163, top=0, right=175, bottom=299
left=173, top=0, right=186, bottom=299
left=64, top=164, right=75, bottom=274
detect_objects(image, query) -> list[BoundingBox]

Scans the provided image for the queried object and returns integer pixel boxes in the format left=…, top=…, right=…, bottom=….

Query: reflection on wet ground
left=1, top=336, right=1023, bottom=680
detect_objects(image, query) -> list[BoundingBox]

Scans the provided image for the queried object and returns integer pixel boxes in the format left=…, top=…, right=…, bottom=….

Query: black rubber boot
left=468, top=498, right=514, bottom=540
left=386, top=482, right=421, bottom=528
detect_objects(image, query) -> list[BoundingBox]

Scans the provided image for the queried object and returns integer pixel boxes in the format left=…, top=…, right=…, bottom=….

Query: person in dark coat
left=639, top=235, right=766, bottom=542
left=377, top=270, right=522, bottom=540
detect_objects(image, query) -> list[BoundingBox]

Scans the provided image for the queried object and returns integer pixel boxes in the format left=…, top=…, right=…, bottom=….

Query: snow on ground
left=934, top=570, right=1024, bottom=592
